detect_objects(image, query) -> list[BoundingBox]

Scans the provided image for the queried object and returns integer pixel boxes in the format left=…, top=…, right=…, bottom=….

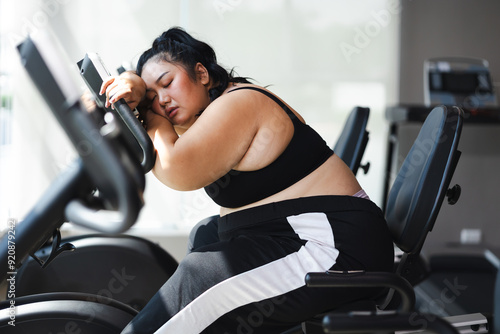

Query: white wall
left=0, top=0, right=400, bottom=257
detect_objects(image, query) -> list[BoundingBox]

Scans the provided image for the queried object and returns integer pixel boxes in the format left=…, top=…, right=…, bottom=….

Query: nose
left=158, top=92, right=171, bottom=107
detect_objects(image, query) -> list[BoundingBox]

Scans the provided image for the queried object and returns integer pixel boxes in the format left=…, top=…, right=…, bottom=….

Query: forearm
left=145, top=112, right=184, bottom=189
left=148, top=118, right=178, bottom=157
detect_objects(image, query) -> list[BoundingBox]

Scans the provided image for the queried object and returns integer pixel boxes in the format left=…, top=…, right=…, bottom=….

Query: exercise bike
left=0, top=32, right=160, bottom=333
left=9, top=51, right=179, bottom=313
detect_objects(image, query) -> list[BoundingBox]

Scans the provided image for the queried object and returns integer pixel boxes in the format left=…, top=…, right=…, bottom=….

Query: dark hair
left=136, top=27, right=250, bottom=101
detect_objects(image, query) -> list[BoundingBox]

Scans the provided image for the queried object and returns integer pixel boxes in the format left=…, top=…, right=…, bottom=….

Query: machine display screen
left=429, top=72, right=493, bottom=94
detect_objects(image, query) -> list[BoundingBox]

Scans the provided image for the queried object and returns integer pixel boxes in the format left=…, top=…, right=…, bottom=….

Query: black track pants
left=121, top=195, right=394, bottom=334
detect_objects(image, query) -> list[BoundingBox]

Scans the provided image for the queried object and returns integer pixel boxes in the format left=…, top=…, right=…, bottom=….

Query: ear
left=195, top=62, right=210, bottom=86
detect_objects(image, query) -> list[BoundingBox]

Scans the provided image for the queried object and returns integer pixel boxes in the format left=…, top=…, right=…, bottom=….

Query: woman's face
left=141, top=59, right=211, bottom=131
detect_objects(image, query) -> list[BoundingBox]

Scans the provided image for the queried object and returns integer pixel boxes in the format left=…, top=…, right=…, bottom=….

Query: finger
left=109, top=91, right=140, bottom=111
left=108, top=86, right=133, bottom=105
left=100, top=76, right=116, bottom=95
left=104, top=82, right=123, bottom=108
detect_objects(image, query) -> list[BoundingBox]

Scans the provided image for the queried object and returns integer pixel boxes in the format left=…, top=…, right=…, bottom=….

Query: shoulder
left=200, top=84, right=305, bottom=128
left=212, top=84, right=265, bottom=105
left=207, top=84, right=288, bottom=114
left=186, top=85, right=265, bottom=140
left=214, top=84, right=306, bottom=124
left=200, top=84, right=266, bottom=119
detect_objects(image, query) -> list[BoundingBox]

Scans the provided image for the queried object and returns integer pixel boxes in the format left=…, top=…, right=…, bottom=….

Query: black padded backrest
left=385, top=105, right=463, bottom=254
left=333, top=106, right=370, bottom=175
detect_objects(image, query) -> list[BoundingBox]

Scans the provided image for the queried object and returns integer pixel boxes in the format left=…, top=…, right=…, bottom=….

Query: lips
left=165, top=106, right=178, bottom=118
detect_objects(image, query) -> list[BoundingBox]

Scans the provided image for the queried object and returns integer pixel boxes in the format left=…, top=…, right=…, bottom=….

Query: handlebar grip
left=77, top=53, right=156, bottom=173
left=113, top=99, right=156, bottom=173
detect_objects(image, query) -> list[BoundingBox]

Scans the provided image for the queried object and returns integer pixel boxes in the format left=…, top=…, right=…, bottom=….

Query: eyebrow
left=156, top=71, right=170, bottom=84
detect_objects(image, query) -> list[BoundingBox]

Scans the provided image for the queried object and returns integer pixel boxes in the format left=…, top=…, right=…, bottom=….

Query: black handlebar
left=58, top=100, right=144, bottom=234
left=77, top=53, right=156, bottom=174
left=322, top=311, right=459, bottom=334
left=305, top=270, right=415, bottom=313
left=112, top=99, right=156, bottom=173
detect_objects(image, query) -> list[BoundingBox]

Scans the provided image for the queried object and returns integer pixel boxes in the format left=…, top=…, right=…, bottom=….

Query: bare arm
left=145, top=91, right=259, bottom=191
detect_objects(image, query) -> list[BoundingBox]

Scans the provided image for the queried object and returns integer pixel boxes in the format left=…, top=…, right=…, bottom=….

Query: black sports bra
left=204, top=86, right=333, bottom=208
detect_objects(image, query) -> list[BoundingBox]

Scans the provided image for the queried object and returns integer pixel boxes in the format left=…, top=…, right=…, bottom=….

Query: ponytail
left=137, top=27, right=250, bottom=101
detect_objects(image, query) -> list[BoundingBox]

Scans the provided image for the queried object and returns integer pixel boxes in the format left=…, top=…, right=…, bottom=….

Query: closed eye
left=163, top=80, right=172, bottom=89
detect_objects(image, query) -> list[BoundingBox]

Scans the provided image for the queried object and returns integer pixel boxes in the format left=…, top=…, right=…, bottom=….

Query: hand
left=81, top=88, right=97, bottom=112
left=100, top=71, right=146, bottom=110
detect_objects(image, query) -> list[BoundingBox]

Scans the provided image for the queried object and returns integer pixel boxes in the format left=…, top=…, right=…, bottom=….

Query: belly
left=220, top=154, right=361, bottom=216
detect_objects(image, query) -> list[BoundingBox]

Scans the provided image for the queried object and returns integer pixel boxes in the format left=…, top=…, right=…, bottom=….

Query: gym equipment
left=333, top=106, right=370, bottom=175
left=419, top=248, right=500, bottom=334
left=491, top=250, right=499, bottom=333
left=415, top=251, right=496, bottom=316
left=295, top=105, right=465, bottom=333
left=14, top=233, right=178, bottom=311
left=12, top=51, right=178, bottom=312
left=424, top=57, right=497, bottom=107
left=0, top=32, right=149, bottom=333
left=407, top=56, right=499, bottom=325
left=77, top=52, right=156, bottom=173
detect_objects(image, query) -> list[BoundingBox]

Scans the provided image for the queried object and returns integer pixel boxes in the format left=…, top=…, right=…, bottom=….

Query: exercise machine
left=287, top=105, right=466, bottom=333
left=0, top=31, right=153, bottom=332
left=11, top=50, right=178, bottom=312
left=411, top=56, right=498, bottom=330
left=333, top=106, right=370, bottom=176
left=424, top=57, right=497, bottom=107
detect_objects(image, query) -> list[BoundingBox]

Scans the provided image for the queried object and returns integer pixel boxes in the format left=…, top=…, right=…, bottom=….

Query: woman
left=102, top=27, right=394, bottom=334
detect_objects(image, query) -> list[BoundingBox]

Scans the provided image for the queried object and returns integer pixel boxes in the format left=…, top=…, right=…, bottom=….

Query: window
left=1, top=0, right=400, bottom=234
left=0, top=18, right=14, bottom=225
